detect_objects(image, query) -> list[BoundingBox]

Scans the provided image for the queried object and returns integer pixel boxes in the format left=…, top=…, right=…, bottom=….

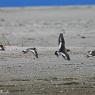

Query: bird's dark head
left=22, top=50, right=27, bottom=54
left=88, top=51, right=92, bottom=55
left=55, top=51, right=59, bottom=57
left=33, top=48, right=37, bottom=51
left=88, top=51, right=91, bottom=53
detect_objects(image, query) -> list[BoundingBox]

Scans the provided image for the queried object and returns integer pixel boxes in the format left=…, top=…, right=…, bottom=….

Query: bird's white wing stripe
left=60, top=52, right=66, bottom=57
left=58, top=42, right=62, bottom=50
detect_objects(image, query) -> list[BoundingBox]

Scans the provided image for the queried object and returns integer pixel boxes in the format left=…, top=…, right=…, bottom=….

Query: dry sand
left=0, top=6, right=95, bottom=95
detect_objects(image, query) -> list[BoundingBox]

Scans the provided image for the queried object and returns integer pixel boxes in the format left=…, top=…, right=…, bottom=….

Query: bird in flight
left=0, top=45, right=5, bottom=51
left=22, top=47, right=38, bottom=58
left=55, top=33, right=70, bottom=60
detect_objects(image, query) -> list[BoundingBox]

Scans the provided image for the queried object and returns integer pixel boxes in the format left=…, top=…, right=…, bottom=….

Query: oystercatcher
left=0, top=45, right=5, bottom=51
left=55, top=33, right=70, bottom=60
left=87, top=50, right=95, bottom=58
left=22, top=48, right=38, bottom=58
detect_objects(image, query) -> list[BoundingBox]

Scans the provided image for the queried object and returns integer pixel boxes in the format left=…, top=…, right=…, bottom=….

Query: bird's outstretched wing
left=22, top=48, right=38, bottom=58
left=34, top=50, right=38, bottom=58
left=58, top=33, right=65, bottom=52
left=58, top=33, right=65, bottom=46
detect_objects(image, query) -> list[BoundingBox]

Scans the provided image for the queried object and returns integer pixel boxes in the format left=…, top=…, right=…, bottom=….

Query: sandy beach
left=0, top=6, right=95, bottom=95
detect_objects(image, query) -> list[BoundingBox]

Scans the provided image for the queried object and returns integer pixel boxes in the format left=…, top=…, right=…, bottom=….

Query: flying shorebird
left=22, top=47, right=38, bottom=58
left=87, top=50, right=95, bottom=58
left=0, top=45, right=5, bottom=51
left=55, top=33, right=70, bottom=60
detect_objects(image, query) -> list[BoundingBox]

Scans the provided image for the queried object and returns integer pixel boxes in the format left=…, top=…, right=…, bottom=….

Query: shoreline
left=0, top=5, right=95, bottom=10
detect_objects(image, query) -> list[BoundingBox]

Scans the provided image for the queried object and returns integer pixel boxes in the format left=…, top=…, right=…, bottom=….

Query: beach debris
left=22, top=47, right=38, bottom=58
left=87, top=50, right=95, bottom=58
left=55, top=33, right=70, bottom=60
left=0, top=45, right=5, bottom=51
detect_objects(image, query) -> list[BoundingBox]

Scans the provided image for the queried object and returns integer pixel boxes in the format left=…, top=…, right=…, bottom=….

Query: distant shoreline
left=0, top=5, right=95, bottom=10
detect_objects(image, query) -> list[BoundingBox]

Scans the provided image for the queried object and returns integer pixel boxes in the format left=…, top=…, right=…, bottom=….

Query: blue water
left=0, top=0, right=95, bottom=7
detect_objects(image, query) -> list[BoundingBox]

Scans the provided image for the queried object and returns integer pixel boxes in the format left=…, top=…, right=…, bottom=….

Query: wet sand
left=0, top=6, right=95, bottom=95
